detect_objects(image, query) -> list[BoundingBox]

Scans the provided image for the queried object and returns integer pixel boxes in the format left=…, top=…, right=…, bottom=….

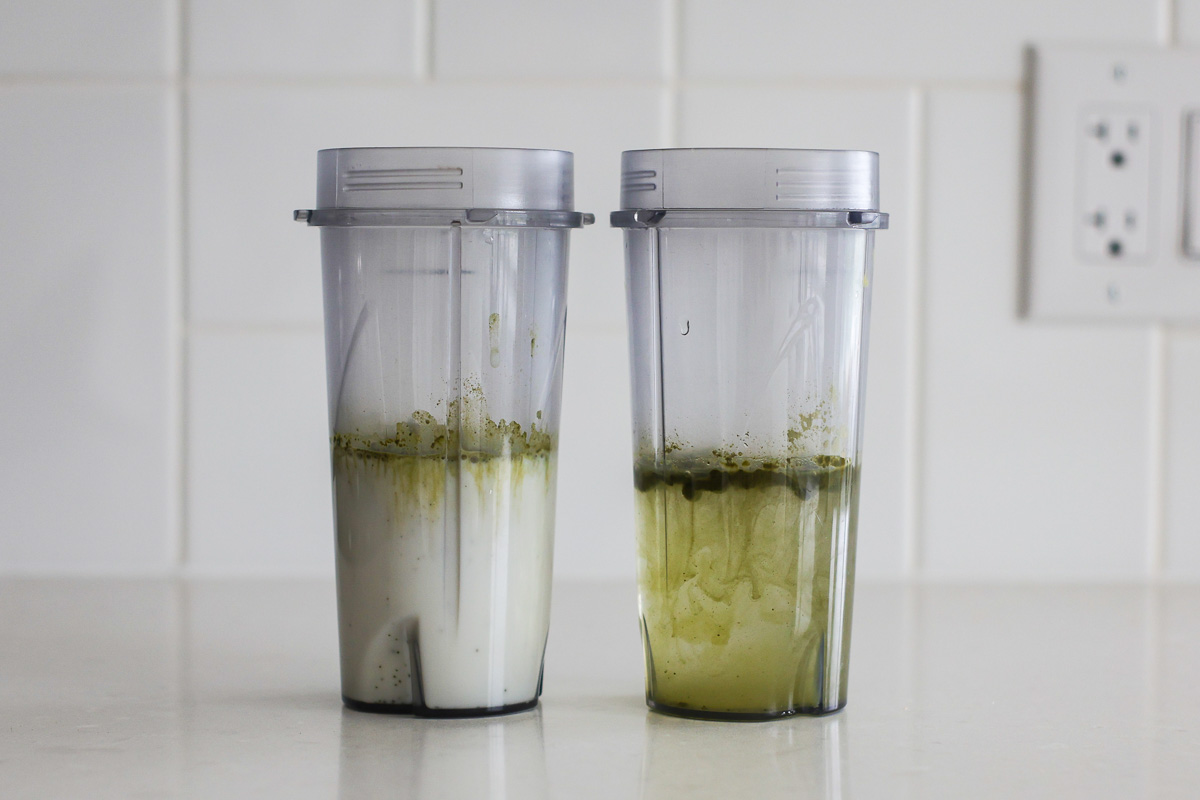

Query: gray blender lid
left=315, top=147, right=576, bottom=211
left=619, top=148, right=881, bottom=211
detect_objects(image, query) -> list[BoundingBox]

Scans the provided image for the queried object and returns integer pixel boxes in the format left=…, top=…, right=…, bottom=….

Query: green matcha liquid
left=634, top=454, right=858, bottom=719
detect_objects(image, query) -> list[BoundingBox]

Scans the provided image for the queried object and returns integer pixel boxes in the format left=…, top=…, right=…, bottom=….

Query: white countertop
left=2, top=579, right=1197, bottom=798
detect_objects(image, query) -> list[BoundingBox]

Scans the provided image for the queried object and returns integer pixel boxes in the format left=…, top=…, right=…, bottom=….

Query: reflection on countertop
left=640, top=712, right=846, bottom=799
left=1, top=579, right=1198, bottom=798
left=338, top=708, right=549, bottom=799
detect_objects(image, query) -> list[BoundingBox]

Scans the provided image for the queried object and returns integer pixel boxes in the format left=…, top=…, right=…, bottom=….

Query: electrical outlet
left=1077, top=109, right=1152, bottom=261
left=1026, top=46, right=1200, bottom=321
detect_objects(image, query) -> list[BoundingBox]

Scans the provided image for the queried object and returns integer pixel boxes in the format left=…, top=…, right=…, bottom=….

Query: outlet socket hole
left=1111, top=151, right=1126, bottom=167
left=1108, top=239, right=1123, bottom=256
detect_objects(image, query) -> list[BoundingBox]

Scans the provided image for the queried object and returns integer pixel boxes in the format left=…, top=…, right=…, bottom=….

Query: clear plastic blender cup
left=296, top=147, right=592, bottom=717
left=613, top=148, right=888, bottom=720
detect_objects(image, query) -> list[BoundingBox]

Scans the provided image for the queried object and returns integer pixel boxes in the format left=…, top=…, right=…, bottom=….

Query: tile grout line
left=1148, top=325, right=1168, bottom=578
left=175, top=0, right=191, bottom=573
left=414, top=0, right=434, bottom=82
left=162, top=0, right=184, bottom=574
left=0, top=74, right=1025, bottom=93
left=903, top=86, right=929, bottom=580
left=1159, top=0, right=1179, bottom=46
left=662, top=0, right=682, bottom=146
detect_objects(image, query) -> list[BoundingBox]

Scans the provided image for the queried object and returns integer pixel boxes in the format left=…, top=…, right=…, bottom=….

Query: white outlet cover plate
left=1026, top=45, right=1200, bottom=321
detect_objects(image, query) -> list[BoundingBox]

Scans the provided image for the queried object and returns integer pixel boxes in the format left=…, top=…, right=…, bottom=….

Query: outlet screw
left=1107, top=283, right=1121, bottom=303
left=1113, top=63, right=1127, bottom=81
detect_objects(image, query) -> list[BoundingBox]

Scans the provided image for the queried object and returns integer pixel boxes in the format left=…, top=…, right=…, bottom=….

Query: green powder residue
left=634, top=453, right=857, bottom=717
left=655, top=397, right=835, bottom=459
left=332, top=379, right=553, bottom=461
left=332, top=404, right=555, bottom=514
left=332, top=440, right=555, bottom=528
left=489, top=312, right=501, bottom=368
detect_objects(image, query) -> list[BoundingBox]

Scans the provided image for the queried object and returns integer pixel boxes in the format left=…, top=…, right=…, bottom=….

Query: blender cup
left=613, top=149, right=888, bottom=720
left=296, top=147, right=592, bottom=716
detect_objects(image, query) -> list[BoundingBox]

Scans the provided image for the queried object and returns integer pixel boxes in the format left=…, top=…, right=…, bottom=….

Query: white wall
left=2, top=0, right=1199, bottom=580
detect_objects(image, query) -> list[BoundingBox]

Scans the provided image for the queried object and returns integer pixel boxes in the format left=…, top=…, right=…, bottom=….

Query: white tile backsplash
left=187, top=330, right=333, bottom=575
left=2, top=0, right=1198, bottom=581
left=680, top=0, right=1158, bottom=82
left=1179, top=0, right=1200, bottom=44
left=187, top=83, right=659, bottom=328
left=679, top=86, right=915, bottom=578
left=0, top=0, right=173, bottom=76
left=1165, top=332, right=1200, bottom=579
left=187, top=85, right=400, bottom=327
left=433, top=0, right=664, bottom=79
left=188, top=0, right=418, bottom=78
left=0, top=87, right=174, bottom=571
left=554, top=330, right=637, bottom=581
left=921, top=89, right=1153, bottom=580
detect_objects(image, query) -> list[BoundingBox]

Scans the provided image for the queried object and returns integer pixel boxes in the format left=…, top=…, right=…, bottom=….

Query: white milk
left=332, top=445, right=555, bottom=712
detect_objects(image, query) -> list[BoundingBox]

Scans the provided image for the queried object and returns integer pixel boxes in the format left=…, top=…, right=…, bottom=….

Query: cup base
left=342, top=695, right=539, bottom=718
left=646, top=697, right=846, bottom=722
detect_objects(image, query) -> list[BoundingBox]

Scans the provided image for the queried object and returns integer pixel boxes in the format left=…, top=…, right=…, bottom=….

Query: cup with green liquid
left=613, top=149, right=888, bottom=720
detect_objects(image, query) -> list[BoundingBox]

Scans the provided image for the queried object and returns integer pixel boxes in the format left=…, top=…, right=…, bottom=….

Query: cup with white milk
left=297, top=148, right=591, bottom=716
